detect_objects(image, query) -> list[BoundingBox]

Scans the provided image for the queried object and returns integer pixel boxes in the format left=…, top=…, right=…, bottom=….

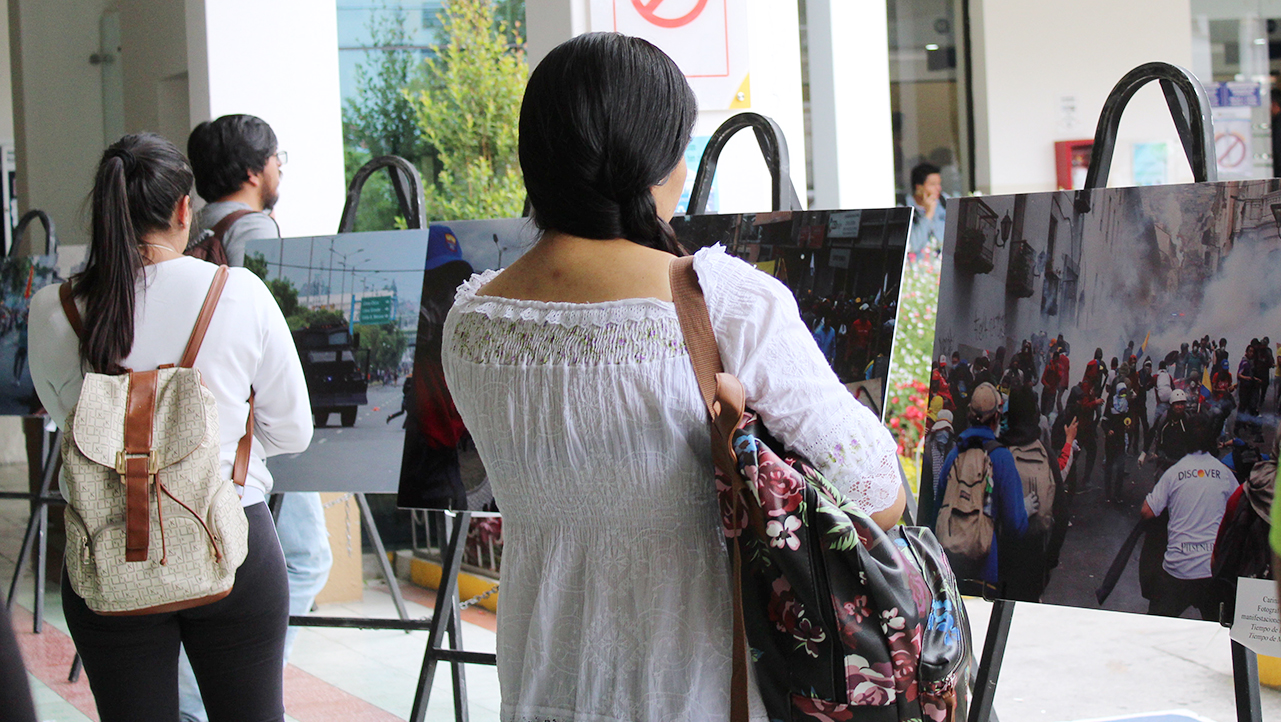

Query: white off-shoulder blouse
left=441, top=245, right=900, bottom=722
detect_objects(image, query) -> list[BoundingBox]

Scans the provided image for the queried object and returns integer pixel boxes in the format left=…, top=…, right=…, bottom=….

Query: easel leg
left=410, top=510, right=471, bottom=722
left=1231, top=640, right=1262, bottom=722
left=32, top=504, right=47, bottom=633
left=6, top=429, right=61, bottom=632
left=968, top=599, right=1015, bottom=722
left=449, top=587, right=469, bottom=722
left=355, top=493, right=410, bottom=622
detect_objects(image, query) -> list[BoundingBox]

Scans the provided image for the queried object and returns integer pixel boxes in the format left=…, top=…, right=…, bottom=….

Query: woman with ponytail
left=28, top=133, right=311, bottom=721
left=441, top=34, right=904, bottom=721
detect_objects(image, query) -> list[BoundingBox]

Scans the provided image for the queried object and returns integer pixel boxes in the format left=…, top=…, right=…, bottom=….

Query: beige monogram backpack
left=59, top=266, right=252, bottom=614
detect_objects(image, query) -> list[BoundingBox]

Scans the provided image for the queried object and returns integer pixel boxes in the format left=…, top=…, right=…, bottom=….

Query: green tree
left=408, top=0, right=526, bottom=221
left=356, top=322, right=409, bottom=374
left=244, top=252, right=269, bottom=280
left=287, top=307, right=346, bottom=331
left=342, top=3, right=429, bottom=232
left=245, top=252, right=301, bottom=317
left=343, top=3, right=424, bottom=163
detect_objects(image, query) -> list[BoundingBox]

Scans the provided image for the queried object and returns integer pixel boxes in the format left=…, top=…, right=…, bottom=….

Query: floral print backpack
left=670, top=257, right=972, bottom=722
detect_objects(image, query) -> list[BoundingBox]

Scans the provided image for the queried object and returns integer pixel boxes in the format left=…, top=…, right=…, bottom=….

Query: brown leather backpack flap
left=122, top=370, right=158, bottom=562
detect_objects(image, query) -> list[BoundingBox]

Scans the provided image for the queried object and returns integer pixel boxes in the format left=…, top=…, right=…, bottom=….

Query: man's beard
left=261, top=181, right=280, bottom=212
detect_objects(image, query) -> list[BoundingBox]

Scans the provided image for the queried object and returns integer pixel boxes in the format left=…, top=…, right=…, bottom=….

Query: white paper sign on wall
left=590, top=0, right=750, bottom=111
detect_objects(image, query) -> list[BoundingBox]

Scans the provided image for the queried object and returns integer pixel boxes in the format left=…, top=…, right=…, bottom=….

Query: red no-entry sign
left=631, top=0, right=709, bottom=28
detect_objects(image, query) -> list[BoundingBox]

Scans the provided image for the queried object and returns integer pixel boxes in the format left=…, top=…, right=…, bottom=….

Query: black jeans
left=63, top=502, right=289, bottom=722
left=1147, top=569, right=1221, bottom=622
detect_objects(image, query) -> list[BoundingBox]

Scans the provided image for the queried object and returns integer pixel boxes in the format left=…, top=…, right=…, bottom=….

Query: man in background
left=186, top=115, right=283, bottom=265
left=179, top=114, right=333, bottom=722
left=906, top=162, right=946, bottom=257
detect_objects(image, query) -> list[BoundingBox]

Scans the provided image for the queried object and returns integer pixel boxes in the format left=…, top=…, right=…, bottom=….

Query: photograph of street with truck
left=925, top=179, right=1281, bottom=620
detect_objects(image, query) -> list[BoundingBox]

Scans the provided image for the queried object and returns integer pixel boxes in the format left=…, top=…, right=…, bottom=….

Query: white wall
left=120, top=0, right=189, bottom=144
left=972, top=0, right=1195, bottom=195
left=807, top=0, right=894, bottom=210
left=9, top=0, right=111, bottom=249
left=187, top=0, right=346, bottom=237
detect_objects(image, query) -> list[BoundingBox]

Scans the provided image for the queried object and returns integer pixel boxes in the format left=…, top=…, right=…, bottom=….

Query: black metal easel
left=961, top=61, right=1262, bottom=722
left=686, top=112, right=803, bottom=217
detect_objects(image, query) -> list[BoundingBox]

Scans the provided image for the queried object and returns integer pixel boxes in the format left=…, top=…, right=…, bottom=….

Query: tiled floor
left=7, top=459, right=1281, bottom=721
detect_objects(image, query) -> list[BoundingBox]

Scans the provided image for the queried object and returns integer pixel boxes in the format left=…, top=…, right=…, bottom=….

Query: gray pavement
left=271, top=382, right=407, bottom=493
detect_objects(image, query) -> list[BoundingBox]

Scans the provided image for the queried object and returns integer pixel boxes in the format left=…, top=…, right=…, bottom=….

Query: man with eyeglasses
left=181, top=114, right=330, bottom=722
left=186, top=114, right=287, bottom=266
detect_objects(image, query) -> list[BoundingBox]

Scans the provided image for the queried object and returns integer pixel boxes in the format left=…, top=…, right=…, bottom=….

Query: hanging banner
left=590, top=0, right=751, bottom=110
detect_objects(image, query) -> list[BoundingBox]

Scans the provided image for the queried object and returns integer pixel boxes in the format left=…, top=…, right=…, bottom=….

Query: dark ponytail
left=73, top=133, right=194, bottom=373
left=519, top=33, right=696, bottom=254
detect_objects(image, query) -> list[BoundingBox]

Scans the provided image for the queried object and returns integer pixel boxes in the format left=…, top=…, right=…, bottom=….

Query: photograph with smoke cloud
left=925, top=180, right=1280, bottom=620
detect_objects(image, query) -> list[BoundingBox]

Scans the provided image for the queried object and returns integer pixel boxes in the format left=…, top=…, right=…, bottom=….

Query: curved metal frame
left=337, top=155, right=427, bottom=233
left=1083, top=62, right=1216, bottom=191
left=11, top=209, right=57, bottom=257
left=687, top=112, right=802, bottom=216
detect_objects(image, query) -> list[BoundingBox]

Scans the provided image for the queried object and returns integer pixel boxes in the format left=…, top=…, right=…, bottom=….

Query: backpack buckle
left=115, top=451, right=158, bottom=477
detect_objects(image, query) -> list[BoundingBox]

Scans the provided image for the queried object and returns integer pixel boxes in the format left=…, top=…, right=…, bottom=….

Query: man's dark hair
left=187, top=115, right=278, bottom=202
left=910, top=162, right=941, bottom=190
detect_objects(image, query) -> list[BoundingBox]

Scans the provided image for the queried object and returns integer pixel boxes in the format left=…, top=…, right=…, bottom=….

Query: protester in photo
left=28, top=133, right=311, bottom=721
left=1040, top=346, right=1062, bottom=417
left=184, top=113, right=332, bottom=722
left=933, top=382, right=1030, bottom=592
left=1133, top=358, right=1154, bottom=449
left=1141, top=418, right=1237, bottom=620
left=438, top=33, right=905, bottom=720
left=1101, top=382, right=1131, bottom=503
left=1142, top=388, right=1195, bottom=480
left=918, top=408, right=957, bottom=528
left=998, top=384, right=1057, bottom=601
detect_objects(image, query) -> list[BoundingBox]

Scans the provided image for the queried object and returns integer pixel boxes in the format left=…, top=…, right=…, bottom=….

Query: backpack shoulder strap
left=59, top=282, right=85, bottom=339
left=179, top=266, right=230, bottom=368
left=669, top=255, right=722, bottom=416
left=982, top=439, right=1003, bottom=454
left=207, top=209, right=255, bottom=245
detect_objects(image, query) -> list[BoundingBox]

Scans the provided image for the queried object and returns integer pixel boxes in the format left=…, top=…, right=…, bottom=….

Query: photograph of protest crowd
left=671, top=207, right=911, bottom=416
left=925, top=180, right=1280, bottom=620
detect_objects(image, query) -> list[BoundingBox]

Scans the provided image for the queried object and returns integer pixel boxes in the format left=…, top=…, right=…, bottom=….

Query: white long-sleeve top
left=441, top=244, right=901, bottom=722
left=29, top=256, right=313, bottom=506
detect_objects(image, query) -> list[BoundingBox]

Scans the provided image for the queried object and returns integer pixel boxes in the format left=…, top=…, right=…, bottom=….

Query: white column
left=186, top=0, right=346, bottom=237
left=525, top=0, right=591, bottom=74
left=806, top=0, right=894, bottom=210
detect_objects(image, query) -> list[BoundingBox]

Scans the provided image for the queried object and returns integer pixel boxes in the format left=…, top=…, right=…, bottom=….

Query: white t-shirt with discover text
left=1145, top=451, right=1238, bottom=579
